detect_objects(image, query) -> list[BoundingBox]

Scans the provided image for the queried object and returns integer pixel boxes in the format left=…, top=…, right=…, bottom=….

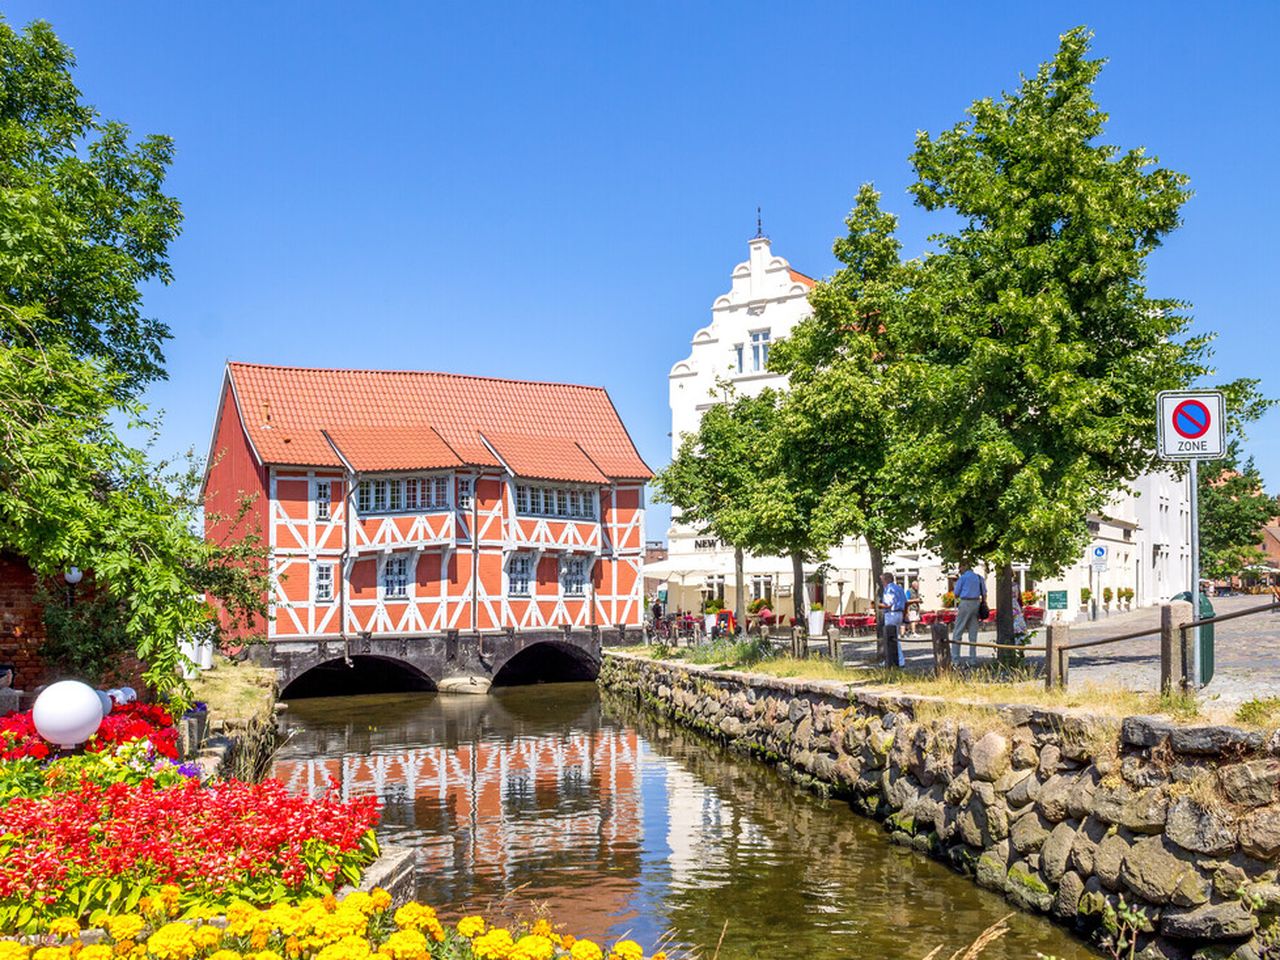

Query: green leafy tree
left=0, top=19, right=267, bottom=697
left=1198, top=451, right=1276, bottom=580
left=894, top=27, right=1261, bottom=641
left=770, top=184, right=915, bottom=651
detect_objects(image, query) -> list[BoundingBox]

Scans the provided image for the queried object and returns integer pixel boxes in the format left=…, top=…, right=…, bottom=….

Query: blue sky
left=8, top=2, right=1277, bottom=539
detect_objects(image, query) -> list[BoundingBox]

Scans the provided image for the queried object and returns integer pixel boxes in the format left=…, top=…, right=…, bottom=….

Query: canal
left=273, top=684, right=1096, bottom=959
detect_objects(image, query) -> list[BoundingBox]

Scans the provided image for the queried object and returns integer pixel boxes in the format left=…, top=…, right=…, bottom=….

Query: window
left=357, top=480, right=372, bottom=513
left=705, top=575, right=725, bottom=602
left=562, top=557, right=586, bottom=596
left=513, top=484, right=598, bottom=519
left=568, top=490, right=581, bottom=517
left=458, top=478, right=472, bottom=511
left=315, top=481, right=331, bottom=520
left=510, top=554, right=532, bottom=596
left=405, top=477, right=420, bottom=510
left=734, top=344, right=744, bottom=373
left=433, top=476, right=449, bottom=508
left=750, top=330, right=770, bottom=371
left=372, top=480, right=388, bottom=512
left=750, top=575, right=773, bottom=603
left=516, top=485, right=530, bottom=514
left=314, top=562, right=334, bottom=602
left=388, top=478, right=402, bottom=511
left=382, top=556, right=409, bottom=599
left=556, top=489, right=568, bottom=516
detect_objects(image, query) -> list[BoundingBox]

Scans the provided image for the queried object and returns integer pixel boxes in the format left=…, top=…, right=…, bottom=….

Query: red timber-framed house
left=203, top=362, right=651, bottom=694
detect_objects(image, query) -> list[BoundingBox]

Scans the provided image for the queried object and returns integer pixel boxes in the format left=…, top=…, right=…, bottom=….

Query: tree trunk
left=734, top=545, right=745, bottom=635
left=996, top=561, right=1015, bottom=650
left=868, top=539, right=886, bottom=667
left=790, top=551, right=806, bottom=624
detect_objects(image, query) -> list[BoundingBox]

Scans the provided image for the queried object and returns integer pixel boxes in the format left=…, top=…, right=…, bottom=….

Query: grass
left=611, top=645, right=1207, bottom=723
left=1236, top=697, right=1280, bottom=729
left=187, top=656, right=278, bottom=729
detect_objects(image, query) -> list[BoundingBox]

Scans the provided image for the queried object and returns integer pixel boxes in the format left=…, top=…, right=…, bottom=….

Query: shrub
left=748, top=597, right=770, bottom=614
left=702, top=598, right=722, bottom=614
left=941, top=591, right=958, bottom=609
left=1103, top=587, right=1114, bottom=604
left=1080, top=587, right=1092, bottom=604
left=1020, top=590, right=1037, bottom=607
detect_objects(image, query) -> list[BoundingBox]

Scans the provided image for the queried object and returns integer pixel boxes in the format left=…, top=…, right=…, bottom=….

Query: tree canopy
left=1198, top=451, right=1277, bottom=581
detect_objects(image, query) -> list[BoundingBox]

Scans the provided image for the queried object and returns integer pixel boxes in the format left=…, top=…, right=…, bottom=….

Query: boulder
left=1067, top=769, right=1101, bottom=820
left=971, top=731, right=1011, bottom=782
left=1010, top=810, right=1053, bottom=855
left=1220, top=760, right=1280, bottom=807
left=1038, top=773, right=1075, bottom=822
left=1053, top=869, right=1086, bottom=919
left=1012, top=742, right=1039, bottom=770
left=1039, top=743, right=1063, bottom=778
left=1041, top=821, right=1077, bottom=885
left=1170, top=725, right=1264, bottom=756
left=1120, top=836, right=1206, bottom=906
left=1096, top=832, right=1130, bottom=890
left=1070, top=816, right=1109, bottom=876
left=976, top=848, right=1009, bottom=892
left=1005, top=860, right=1053, bottom=913
left=1161, top=900, right=1256, bottom=941
left=719, top=716, right=744, bottom=737
left=1239, top=805, right=1280, bottom=860
left=1166, top=797, right=1237, bottom=857
left=1123, top=715, right=1176, bottom=748
left=1006, top=769, right=1041, bottom=807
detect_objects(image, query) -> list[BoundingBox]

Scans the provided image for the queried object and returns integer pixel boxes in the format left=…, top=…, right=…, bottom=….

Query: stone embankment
left=600, top=653, right=1280, bottom=959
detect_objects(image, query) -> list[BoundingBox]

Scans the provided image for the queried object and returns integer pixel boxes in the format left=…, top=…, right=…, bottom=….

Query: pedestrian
left=950, top=562, right=987, bottom=661
left=905, top=579, right=922, bottom=637
left=879, top=572, right=907, bottom=669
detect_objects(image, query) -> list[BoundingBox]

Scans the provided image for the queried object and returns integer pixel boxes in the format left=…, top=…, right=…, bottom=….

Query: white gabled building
left=659, top=233, right=1193, bottom=622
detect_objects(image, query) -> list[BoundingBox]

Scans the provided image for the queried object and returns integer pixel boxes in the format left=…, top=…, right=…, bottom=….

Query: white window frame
left=372, top=479, right=388, bottom=512
left=315, top=480, right=331, bottom=521
left=458, top=477, right=473, bottom=511
left=382, top=555, right=409, bottom=599
left=405, top=477, right=420, bottom=511
left=734, top=343, right=744, bottom=373
left=433, top=476, right=449, bottom=509
left=750, top=329, right=770, bottom=371
left=510, top=553, right=533, bottom=597
left=388, top=478, right=402, bottom=512
left=357, top=480, right=372, bottom=514
left=562, top=556, right=586, bottom=597
left=314, top=561, right=334, bottom=603
left=516, top=484, right=530, bottom=514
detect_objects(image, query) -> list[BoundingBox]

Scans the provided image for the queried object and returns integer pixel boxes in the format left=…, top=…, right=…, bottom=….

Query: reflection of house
left=204, top=363, right=651, bottom=642
left=661, top=234, right=1194, bottom=620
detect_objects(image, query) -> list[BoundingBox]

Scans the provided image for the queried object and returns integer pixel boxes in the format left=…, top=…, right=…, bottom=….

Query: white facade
left=662, top=234, right=1195, bottom=622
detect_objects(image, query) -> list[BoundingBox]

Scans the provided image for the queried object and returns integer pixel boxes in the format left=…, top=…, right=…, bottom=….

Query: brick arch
left=279, top=653, right=438, bottom=699
left=489, top=638, right=601, bottom=686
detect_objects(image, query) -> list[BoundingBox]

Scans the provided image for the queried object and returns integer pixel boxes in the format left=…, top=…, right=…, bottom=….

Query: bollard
left=1161, top=601, right=1192, bottom=693
left=930, top=621, right=952, bottom=675
left=1045, top=624, right=1070, bottom=689
left=791, top=625, right=808, bottom=659
left=827, top=627, right=842, bottom=664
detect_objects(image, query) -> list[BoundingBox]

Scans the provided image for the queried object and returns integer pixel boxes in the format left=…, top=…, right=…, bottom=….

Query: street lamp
left=836, top=578, right=846, bottom=615
left=64, top=567, right=83, bottom=607
left=32, top=679, right=104, bottom=749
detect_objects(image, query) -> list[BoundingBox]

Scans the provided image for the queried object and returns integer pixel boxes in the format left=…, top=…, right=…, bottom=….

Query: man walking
left=951, top=562, right=987, bottom=661
left=879, top=572, right=907, bottom=668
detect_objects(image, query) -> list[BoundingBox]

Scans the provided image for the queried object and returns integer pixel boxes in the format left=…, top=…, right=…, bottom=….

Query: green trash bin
left=1172, top=591, right=1215, bottom=684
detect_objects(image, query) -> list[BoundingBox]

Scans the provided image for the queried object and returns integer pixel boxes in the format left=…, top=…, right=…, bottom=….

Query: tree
left=894, top=27, right=1255, bottom=642
left=1198, top=451, right=1277, bottom=581
left=0, top=19, right=266, bottom=697
left=770, top=184, right=915, bottom=653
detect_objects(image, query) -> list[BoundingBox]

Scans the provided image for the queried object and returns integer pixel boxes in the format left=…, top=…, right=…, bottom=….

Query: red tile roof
left=226, top=362, right=651, bottom=483
left=481, top=431, right=609, bottom=485
left=324, top=426, right=464, bottom=473
left=788, top=268, right=817, bottom=288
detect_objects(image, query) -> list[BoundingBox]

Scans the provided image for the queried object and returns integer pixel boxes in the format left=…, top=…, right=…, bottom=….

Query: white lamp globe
left=120, top=686, right=137, bottom=704
left=95, top=690, right=113, bottom=716
left=33, top=680, right=104, bottom=749
left=63, top=567, right=83, bottom=585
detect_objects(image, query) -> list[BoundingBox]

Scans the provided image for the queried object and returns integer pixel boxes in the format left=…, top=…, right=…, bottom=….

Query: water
left=272, top=684, right=1096, bottom=959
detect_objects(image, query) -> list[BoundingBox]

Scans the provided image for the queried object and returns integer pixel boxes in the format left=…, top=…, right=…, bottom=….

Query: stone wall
left=600, top=653, right=1280, bottom=959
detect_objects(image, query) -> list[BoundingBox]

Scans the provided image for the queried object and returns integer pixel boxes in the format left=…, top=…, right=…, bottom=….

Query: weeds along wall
left=599, top=653, right=1280, bottom=959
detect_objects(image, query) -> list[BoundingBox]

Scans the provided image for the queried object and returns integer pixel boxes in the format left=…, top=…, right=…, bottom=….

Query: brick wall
left=0, top=551, right=48, bottom=691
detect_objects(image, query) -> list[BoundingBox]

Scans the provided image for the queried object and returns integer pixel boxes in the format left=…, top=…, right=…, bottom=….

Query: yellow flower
left=511, top=935, right=554, bottom=960
left=314, top=936, right=371, bottom=960
left=456, top=916, right=486, bottom=939
left=369, top=890, right=392, bottom=913
left=208, top=952, right=242, bottom=960
left=471, top=929, right=514, bottom=960
left=48, top=918, right=82, bottom=940
left=608, top=941, right=643, bottom=960
left=33, top=948, right=71, bottom=960
left=0, top=942, right=31, bottom=960
left=377, top=930, right=427, bottom=960
left=340, top=892, right=374, bottom=916
left=569, top=942, right=602, bottom=960
left=193, top=927, right=223, bottom=950
left=146, top=923, right=197, bottom=960
left=313, top=908, right=368, bottom=944
left=78, top=948, right=113, bottom=960
left=225, top=904, right=261, bottom=938
left=390, top=904, right=436, bottom=932
left=651, top=954, right=667, bottom=960
left=423, top=919, right=445, bottom=944
left=105, top=917, right=146, bottom=943
left=253, top=952, right=284, bottom=960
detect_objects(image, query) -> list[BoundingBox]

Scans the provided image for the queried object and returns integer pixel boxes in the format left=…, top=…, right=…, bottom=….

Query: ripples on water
left=273, top=684, right=1096, bottom=959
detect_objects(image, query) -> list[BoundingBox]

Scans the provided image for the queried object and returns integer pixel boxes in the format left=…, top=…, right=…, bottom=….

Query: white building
left=657, top=233, right=1193, bottom=622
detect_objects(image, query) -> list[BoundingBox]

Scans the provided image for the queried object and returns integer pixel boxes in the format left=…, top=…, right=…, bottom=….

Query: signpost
left=1156, top=390, right=1227, bottom=687
left=1047, top=590, right=1068, bottom=611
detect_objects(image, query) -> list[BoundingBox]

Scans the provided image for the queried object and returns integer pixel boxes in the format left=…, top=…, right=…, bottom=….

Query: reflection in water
left=273, top=685, right=1096, bottom=959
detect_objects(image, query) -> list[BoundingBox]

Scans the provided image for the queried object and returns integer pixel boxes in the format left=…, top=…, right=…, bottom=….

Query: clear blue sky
left=8, top=2, right=1277, bottom=540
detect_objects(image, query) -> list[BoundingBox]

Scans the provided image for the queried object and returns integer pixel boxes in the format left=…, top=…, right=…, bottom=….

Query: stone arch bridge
left=260, top=627, right=632, bottom=698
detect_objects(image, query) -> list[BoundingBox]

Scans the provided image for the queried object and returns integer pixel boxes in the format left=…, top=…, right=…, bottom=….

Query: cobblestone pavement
left=844, top=594, right=1280, bottom=715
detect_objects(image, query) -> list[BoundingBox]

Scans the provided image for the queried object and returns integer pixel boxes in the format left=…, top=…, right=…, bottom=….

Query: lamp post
left=32, top=679, right=103, bottom=750
left=64, top=566, right=83, bottom=607
left=836, top=578, right=845, bottom=616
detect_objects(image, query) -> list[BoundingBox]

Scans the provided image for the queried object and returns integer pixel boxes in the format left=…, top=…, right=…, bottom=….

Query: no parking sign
left=1157, top=391, right=1226, bottom=461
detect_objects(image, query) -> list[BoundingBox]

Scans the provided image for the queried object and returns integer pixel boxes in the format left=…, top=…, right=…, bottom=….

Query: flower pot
left=807, top=610, right=825, bottom=636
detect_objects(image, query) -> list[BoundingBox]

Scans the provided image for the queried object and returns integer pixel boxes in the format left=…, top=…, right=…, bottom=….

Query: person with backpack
left=950, top=562, right=987, bottom=661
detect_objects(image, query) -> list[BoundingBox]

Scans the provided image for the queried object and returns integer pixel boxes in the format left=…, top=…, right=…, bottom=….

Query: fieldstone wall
left=600, top=652, right=1280, bottom=959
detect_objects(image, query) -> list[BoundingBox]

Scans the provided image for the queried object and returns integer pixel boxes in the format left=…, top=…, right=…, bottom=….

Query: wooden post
left=931, top=621, right=952, bottom=675
left=1161, top=601, right=1192, bottom=694
left=1046, top=624, right=1070, bottom=689
left=827, top=626, right=842, bottom=664
left=791, top=625, right=807, bottom=659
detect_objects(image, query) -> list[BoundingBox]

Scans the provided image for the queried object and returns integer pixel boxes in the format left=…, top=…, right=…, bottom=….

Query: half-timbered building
left=204, top=362, right=650, bottom=691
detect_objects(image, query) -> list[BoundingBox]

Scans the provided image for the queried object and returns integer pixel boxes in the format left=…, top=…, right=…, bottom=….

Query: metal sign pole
left=1189, top=458, right=1201, bottom=688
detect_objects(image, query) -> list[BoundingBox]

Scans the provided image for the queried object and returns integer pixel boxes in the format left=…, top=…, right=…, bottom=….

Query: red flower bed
left=0, top=701, right=178, bottom=761
left=0, top=777, right=381, bottom=922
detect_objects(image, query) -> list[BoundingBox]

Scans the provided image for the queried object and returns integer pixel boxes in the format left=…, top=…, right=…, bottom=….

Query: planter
left=807, top=610, right=825, bottom=636
left=704, top=614, right=717, bottom=635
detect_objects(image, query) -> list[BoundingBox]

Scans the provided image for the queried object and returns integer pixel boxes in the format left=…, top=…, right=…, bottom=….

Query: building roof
left=223, top=362, right=652, bottom=483
left=788, top=268, right=817, bottom=288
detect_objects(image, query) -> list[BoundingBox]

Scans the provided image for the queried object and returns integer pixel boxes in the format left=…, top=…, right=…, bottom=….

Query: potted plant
left=703, top=598, right=722, bottom=634
left=807, top=601, right=825, bottom=637
left=1103, top=586, right=1114, bottom=610
left=1080, top=586, right=1091, bottom=609
left=941, top=591, right=958, bottom=609
left=1020, top=589, right=1037, bottom=607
